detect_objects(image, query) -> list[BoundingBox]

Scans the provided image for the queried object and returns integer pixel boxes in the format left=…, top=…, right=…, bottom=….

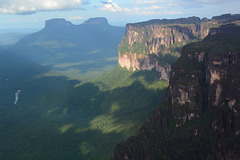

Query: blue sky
left=0, top=0, right=239, bottom=30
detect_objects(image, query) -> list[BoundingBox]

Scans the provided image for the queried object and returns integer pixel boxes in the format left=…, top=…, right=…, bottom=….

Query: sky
left=0, top=0, right=239, bottom=30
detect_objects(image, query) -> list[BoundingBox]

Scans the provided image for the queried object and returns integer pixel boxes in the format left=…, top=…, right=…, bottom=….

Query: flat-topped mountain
left=112, top=24, right=240, bottom=160
left=82, top=17, right=109, bottom=25
left=128, top=16, right=201, bottom=27
left=45, top=18, right=73, bottom=28
left=45, top=17, right=110, bottom=27
left=9, top=17, right=125, bottom=64
left=118, top=14, right=240, bottom=80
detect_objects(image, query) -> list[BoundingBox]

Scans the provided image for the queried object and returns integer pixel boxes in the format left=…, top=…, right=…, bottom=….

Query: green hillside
left=0, top=50, right=167, bottom=159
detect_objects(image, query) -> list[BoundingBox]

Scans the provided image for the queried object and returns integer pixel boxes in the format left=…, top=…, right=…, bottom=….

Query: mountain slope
left=8, top=18, right=125, bottom=81
left=11, top=17, right=125, bottom=63
left=0, top=60, right=168, bottom=160
left=0, top=17, right=168, bottom=160
left=112, top=24, right=240, bottom=160
left=0, top=49, right=167, bottom=160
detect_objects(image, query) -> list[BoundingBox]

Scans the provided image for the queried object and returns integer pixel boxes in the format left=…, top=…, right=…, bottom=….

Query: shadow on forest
left=130, top=70, right=161, bottom=84
left=0, top=50, right=167, bottom=160
left=63, top=78, right=166, bottom=159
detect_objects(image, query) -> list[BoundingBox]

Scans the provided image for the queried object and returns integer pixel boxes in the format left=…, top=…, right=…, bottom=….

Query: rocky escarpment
left=118, top=14, right=240, bottom=80
left=112, top=24, right=240, bottom=160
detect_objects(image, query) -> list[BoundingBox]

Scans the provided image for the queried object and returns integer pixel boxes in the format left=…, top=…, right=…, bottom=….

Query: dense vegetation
left=3, top=15, right=239, bottom=160
left=0, top=49, right=168, bottom=159
left=127, top=16, right=202, bottom=27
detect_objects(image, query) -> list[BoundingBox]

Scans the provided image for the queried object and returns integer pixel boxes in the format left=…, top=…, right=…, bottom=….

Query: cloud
left=100, top=0, right=130, bottom=12
left=68, top=16, right=85, bottom=20
left=133, top=0, right=167, bottom=5
left=144, top=5, right=163, bottom=10
left=100, top=0, right=159, bottom=14
left=82, top=0, right=90, bottom=5
left=163, top=11, right=183, bottom=15
left=134, top=0, right=238, bottom=9
left=180, top=0, right=239, bottom=8
left=0, top=0, right=82, bottom=14
left=138, top=10, right=182, bottom=16
left=198, top=0, right=236, bottom=3
left=100, top=0, right=183, bottom=16
left=100, top=1, right=112, bottom=5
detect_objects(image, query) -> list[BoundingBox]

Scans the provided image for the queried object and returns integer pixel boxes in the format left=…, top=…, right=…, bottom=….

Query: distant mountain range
left=0, top=17, right=165, bottom=160
left=0, top=32, right=29, bottom=48
left=9, top=17, right=125, bottom=64
left=6, top=17, right=125, bottom=81
left=1, top=14, right=240, bottom=160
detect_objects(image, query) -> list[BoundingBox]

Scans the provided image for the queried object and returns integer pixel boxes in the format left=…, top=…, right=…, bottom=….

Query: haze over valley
left=0, top=0, right=240, bottom=160
left=0, top=16, right=167, bottom=159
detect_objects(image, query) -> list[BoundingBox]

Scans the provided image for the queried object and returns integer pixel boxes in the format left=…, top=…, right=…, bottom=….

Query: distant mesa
left=82, top=17, right=109, bottom=25
left=9, top=16, right=125, bottom=66
left=212, top=13, right=240, bottom=21
left=45, top=18, right=73, bottom=28
left=44, top=17, right=109, bottom=28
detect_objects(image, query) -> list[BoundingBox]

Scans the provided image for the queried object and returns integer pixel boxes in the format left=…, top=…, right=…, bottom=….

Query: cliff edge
left=118, top=14, right=240, bottom=80
left=112, top=24, right=240, bottom=160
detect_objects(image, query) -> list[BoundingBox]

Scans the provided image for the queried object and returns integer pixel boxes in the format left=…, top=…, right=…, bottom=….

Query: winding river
left=14, top=90, right=21, bottom=104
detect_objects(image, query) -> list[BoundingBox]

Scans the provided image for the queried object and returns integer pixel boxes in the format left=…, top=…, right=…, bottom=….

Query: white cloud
left=137, top=10, right=182, bottom=16
left=100, top=0, right=182, bottom=16
left=100, top=0, right=160, bottom=14
left=144, top=5, right=163, bottom=10
left=68, top=16, right=85, bottom=20
left=0, top=0, right=82, bottom=14
left=100, top=0, right=130, bottom=12
left=133, top=0, right=167, bottom=5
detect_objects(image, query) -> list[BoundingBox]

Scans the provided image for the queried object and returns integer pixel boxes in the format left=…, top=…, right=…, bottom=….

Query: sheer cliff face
left=118, top=22, right=201, bottom=77
left=112, top=25, right=240, bottom=160
left=170, top=25, right=240, bottom=130
left=118, top=14, right=240, bottom=80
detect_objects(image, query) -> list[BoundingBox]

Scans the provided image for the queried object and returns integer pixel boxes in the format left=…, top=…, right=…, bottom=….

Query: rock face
left=112, top=24, right=240, bottom=160
left=118, top=14, right=240, bottom=80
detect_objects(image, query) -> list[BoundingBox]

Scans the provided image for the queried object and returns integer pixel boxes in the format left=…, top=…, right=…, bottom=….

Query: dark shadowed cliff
left=112, top=24, right=240, bottom=160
